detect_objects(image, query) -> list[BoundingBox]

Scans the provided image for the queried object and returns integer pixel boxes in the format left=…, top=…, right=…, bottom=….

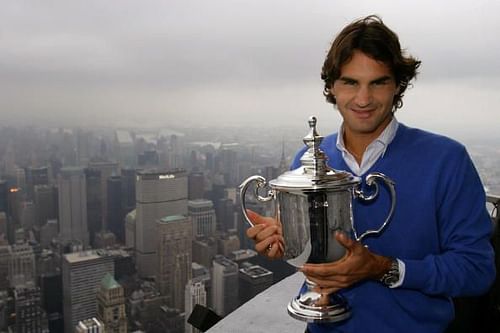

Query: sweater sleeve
left=400, top=146, right=495, bottom=296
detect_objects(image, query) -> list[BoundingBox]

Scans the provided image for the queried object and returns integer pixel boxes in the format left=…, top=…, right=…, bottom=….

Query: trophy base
left=287, top=291, right=351, bottom=323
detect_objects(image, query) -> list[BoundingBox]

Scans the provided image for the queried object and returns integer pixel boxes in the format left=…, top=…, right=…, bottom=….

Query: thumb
left=335, top=231, right=355, bottom=250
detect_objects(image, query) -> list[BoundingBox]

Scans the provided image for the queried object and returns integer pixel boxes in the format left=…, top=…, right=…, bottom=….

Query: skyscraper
left=188, top=199, right=216, bottom=239
left=185, top=280, right=207, bottom=333
left=156, top=215, right=192, bottom=311
left=120, top=168, right=136, bottom=213
left=188, top=172, right=205, bottom=200
left=14, top=284, right=49, bottom=333
left=87, top=160, right=120, bottom=233
left=0, top=180, right=8, bottom=214
left=9, top=243, right=35, bottom=288
left=215, top=198, right=235, bottom=232
left=96, top=273, right=127, bottom=333
left=25, top=166, right=49, bottom=200
left=114, top=130, right=135, bottom=168
left=238, top=264, right=273, bottom=305
left=135, top=169, right=187, bottom=278
left=85, top=168, right=102, bottom=245
left=58, top=167, right=89, bottom=247
left=107, top=176, right=124, bottom=242
left=0, top=245, right=10, bottom=290
left=62, top=250, right=114, bottom=333
left=33, top=185, right=58, bottom=229
left=211, top=255, right=239, bottom=316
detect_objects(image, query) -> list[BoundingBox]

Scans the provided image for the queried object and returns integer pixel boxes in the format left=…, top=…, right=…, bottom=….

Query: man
left=246, top=15, right=495, bottom=332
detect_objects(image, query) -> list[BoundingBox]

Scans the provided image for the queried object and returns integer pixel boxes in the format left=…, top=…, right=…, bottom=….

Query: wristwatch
left=379, top=258, right=400, bottom=287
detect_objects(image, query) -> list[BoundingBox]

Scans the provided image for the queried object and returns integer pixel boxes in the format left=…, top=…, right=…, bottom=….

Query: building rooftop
left=64, top=250, right=103, bottom=264
left=240, top=265, right=273, bottom=278
left=158, top=215, right=187, bottom=223
left=101, top=273, right=120, bottom=290
left=207, top=272, right=306, bottom=333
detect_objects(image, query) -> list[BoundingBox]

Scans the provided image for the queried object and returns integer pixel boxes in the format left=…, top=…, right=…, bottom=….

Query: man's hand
left=245, top=210, right=284, bottom=259
left=300, top=231, right=392, bottom=293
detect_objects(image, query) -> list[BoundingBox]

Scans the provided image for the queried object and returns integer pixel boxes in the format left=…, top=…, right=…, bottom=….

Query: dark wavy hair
left=321, top=15, right=421, bottom=110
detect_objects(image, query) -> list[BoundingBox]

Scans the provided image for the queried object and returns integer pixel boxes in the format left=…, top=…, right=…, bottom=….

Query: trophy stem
left=287, top=278, right=351, bottom=323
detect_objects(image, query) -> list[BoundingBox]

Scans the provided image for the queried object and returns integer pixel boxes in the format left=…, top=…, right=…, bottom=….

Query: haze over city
left=1, top=0, right=500, bottom=141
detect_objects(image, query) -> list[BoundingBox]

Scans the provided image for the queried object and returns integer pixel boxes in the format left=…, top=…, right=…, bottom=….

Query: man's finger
left=246, top=209, right=271, bottom=225
left=335, top=231, right=355, bottom=249
left=246, top=224, right=265, bottom=239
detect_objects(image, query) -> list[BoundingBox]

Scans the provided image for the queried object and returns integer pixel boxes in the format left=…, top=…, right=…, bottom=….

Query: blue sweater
left=291, top=124, right=495, bottom=333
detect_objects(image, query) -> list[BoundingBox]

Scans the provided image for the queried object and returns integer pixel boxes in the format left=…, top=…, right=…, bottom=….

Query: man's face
left=330, top=50, right=399, bottom=141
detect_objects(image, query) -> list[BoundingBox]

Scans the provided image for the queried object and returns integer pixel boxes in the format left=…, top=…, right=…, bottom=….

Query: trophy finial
left=308, top=116, right=317, bottom=128
left=301, top=116, right=327, bottom=177
left=303, top=115, right=322, bottom=149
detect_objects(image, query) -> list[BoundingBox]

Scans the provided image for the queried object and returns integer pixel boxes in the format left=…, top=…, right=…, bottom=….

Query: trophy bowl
left=239, top=116, right=396, bottom=323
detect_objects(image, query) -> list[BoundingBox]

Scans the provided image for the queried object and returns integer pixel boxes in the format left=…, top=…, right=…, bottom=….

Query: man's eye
left=343, top=80, right=357, bottom=86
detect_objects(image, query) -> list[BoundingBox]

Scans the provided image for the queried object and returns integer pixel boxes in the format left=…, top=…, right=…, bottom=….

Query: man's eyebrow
left=370, top=76, right=393, bottom=84
left=338, top=76, right=358, bottom=83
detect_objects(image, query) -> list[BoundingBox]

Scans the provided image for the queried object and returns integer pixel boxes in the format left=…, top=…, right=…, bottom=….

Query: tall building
left=135, top=169, right=188, bottom=278
left=124, top=210, right=136, bottom=249
left=192, top=238, right=217, bottom=270
left=58, top=167, right=89, bottom=247
left=19, top=200, right=35, bottom=231
left=218, top=146, right=238, bottom=187
left=217, top=233, right=241, bottom=257
left=87, top=160, right=120, bottom=233
left=25, top=167, right=49, bottom=200
left=120, top=168, right=136, bottom=213
left=14, top=285, right=49, bottom=333
left=188, top=199, right=216, bottom=239
left=62, top=250, right=114, bottom=333
left=0, top=245, right=10, bottom=290
left=85, top=168, right=102, bottom=245
left=75, top=318, right=105, bottom=333
left=185, top=280, right=207, bottom=333
left=156, top=215, right=192, bottom=310
left=238, top=264, right=273, bottom=305
left=96, top=273, right=127, bottom=333
left=215, top=198, right=235, bottom=232
left=107, top=176, right=124, bottom=242
left=211, top=255, right=239, bottom=317
left=188, top=172, right=205, bottom=200
left=9, top=243, right=36, bottom=288
left=0, top=180, right=8, bottom=214
left=33, top=185, right=58, bottom=229
left=114, top=130, right=135, bottom=168
left=39, top=272, right=63, bottom=333
left=0, top=212, right=6, bottom=239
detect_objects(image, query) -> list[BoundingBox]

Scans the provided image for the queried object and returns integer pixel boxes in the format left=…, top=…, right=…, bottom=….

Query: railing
left=487, top=194, right=499, bottom=226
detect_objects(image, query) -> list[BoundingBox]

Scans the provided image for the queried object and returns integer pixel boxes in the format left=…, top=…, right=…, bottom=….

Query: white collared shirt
left=335, top=116, right=405, bottom=288
left=336, top=117, right=399, bottom=176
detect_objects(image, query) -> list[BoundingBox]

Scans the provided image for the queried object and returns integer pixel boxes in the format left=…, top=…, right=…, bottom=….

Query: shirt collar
left=336, top=117, right=399, bottom=155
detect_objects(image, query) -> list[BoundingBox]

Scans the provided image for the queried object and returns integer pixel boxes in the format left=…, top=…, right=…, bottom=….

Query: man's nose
left=354, top=86, right=373, bottom=107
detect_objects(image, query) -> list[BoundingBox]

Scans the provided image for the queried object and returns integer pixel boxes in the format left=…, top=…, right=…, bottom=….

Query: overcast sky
left=1, top=0, right=500, bottom=139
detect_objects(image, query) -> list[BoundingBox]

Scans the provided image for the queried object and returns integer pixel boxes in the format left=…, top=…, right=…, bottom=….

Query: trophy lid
left=269, top=116, right=359, bottom=191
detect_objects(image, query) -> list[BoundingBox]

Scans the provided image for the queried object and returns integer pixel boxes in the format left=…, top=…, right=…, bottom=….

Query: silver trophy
left=239, top=116, right=396, bottom=323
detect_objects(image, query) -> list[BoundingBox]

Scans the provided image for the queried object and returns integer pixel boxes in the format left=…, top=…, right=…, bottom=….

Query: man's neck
left=343, top=116, right=393, bottom=163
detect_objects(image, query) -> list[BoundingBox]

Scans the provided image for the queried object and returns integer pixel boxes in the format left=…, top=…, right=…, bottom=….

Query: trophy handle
left=238, top=175, right=274, bottom=227
left=353, top=172, right=396, bottom=241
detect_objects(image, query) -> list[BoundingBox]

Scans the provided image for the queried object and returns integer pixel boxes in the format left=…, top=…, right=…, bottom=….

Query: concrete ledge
left=207, top=272, right=307, bottom=333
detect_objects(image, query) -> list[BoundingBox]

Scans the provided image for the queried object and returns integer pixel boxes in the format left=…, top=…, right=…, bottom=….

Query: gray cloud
left=1, top=0, right=500, bottom=133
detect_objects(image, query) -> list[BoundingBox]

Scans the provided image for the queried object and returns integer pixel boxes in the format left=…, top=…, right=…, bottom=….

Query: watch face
left=381, top=260, right=400, bottom=287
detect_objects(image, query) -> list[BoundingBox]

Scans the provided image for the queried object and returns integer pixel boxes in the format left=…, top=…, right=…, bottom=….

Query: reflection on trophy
left=239, top=116, right=396, bottom=323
